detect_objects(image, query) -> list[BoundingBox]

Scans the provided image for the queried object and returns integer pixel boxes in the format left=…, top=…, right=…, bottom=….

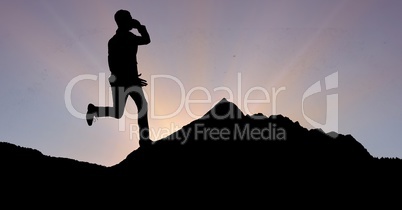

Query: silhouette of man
left=86, top=10, right=151, bottom=146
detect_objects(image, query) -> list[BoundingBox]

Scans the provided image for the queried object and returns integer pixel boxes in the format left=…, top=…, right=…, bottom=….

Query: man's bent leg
left=96, top=86, right=128, bottom=119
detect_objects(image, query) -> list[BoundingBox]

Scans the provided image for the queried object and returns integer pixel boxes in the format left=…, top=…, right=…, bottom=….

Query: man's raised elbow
left=139, top=38, right=151, bottom=45
left=145, top=38, right=151, bottom=45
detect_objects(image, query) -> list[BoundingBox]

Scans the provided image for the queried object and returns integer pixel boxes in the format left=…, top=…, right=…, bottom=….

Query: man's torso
left=108, top=30, right=140, bottom=86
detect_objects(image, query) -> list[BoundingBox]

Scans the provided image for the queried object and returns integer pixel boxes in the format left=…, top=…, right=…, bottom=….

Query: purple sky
left=1, top=0, right=401, bottom=166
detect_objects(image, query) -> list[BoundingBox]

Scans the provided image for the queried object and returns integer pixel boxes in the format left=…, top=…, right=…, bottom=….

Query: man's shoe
left=86, top=103, right=97, bottom=126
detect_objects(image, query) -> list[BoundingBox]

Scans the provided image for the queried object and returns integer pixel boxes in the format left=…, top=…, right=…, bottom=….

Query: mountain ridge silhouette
left=110, top=98, right=375, bottom=177
left=1, top=98, right=402, bottom=193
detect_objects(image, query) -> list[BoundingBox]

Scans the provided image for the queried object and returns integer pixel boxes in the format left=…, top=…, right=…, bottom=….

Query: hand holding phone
left=132, top=19, right=141, bottom=29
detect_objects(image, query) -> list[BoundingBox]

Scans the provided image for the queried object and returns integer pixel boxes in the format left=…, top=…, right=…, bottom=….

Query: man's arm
left=136, top=25, right=151, bottom=45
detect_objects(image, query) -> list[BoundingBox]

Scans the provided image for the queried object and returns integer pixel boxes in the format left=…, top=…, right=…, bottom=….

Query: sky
left=0, top=0, right=401, bottom=166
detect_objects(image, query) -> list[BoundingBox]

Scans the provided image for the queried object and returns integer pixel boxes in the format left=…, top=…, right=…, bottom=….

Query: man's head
left=114, top=10, right=137, bottom=30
